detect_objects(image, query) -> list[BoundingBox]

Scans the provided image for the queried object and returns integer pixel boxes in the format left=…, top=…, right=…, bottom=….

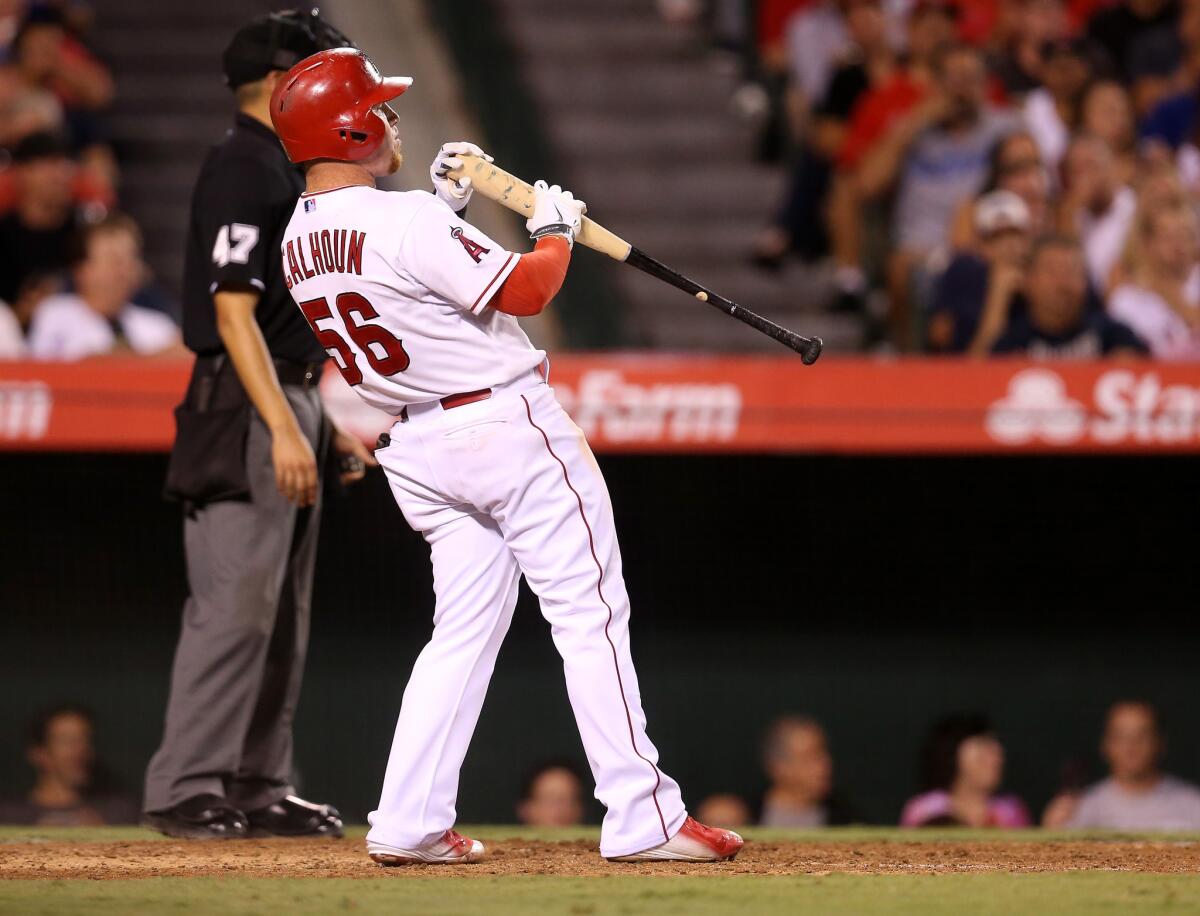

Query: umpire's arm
left=215, top=287, right=317, bottom=507
left=202, top=155, right=317, bottom=507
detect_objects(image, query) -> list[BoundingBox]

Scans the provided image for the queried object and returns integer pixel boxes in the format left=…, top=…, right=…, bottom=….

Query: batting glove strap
left=526, top=179, right=585, bottom=251
left=530, top=224, right=575, bottom=249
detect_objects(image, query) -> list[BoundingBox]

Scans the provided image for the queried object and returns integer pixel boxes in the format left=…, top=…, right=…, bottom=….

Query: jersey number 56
left=298, top=292, right=410, bottom=386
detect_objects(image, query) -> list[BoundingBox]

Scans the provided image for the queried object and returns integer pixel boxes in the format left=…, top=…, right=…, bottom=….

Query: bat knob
left=801, top=336, right=823, bottom=365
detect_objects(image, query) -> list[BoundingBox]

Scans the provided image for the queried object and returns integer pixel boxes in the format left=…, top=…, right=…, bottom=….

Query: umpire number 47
left=212, top=223, right=260, bottom=267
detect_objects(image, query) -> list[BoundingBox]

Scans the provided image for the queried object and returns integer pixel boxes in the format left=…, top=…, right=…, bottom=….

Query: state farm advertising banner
left=2, top=356, right=1200, bottom=454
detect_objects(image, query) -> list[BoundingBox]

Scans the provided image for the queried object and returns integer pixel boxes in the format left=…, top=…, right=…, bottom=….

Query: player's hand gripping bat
left=447, top=155, right=823, bottom=364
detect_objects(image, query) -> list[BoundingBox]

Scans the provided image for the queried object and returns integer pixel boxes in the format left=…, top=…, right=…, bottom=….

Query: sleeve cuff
left=470, top=252, right=520, bottom=315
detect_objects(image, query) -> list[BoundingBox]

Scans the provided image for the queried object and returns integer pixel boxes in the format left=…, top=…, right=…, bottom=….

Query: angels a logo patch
left=450, top=226, right=490, bottom=263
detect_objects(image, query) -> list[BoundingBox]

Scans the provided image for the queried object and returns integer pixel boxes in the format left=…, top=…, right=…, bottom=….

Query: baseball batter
left=270, top=48, right=742, bottom=865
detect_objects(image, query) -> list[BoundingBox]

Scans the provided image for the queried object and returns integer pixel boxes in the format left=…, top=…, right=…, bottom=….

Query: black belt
left=273, top=359, right=324, bottom=389
left=193, top=354, right=323, bottom=390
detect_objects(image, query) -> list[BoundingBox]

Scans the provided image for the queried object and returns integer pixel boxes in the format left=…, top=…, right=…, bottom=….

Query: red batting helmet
left=270, top=47, right=412, bottom=163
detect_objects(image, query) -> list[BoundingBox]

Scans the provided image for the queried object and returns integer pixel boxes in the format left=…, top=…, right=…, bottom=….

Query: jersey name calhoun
left=280, top=185, right=542, bottom=413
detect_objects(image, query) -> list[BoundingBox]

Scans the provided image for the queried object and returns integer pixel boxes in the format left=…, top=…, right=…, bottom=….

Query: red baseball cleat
left=368, top=828, right=485, bottom=865
left=607, top=816, right=744, bottom=862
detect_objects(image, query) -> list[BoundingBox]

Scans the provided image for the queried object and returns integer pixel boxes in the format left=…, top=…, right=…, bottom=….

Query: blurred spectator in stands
left=0, top=130, right=77, bottom=322
left=695, top=792, right=753, bottom=829
left=2, top=7, right=112, bottom=141
left=1023, top=37, right=1094, bottom=172
left=746, top=0, right=817, bottom=162
left=950, top=131, right=1052, bottom=248
left=0, top=299, right=23, bottom=357
left=1108, top=201, right=1200, bottom=358
left=754, top=0, right=896, bottom=266
left=27, top=213, right=183, bottom=359
left=1114, top=155, right=1189, bottom=274
left=515, top=760, right=585, bottom=827
left=0, top=705, right=138, bottom=825
left=783, top=1, right=855, bottom=121
left=0, top=0, right=23, bottom=59
left=992, top=0, right=1071, bottom=99
left=1080, top=80, right=1137, bottom=183
left=0, top=5, right=116, bottom=199
left=1057, top=132, right=1137, bottom=291
left=901, top=714, right=1030, bottom=828
left=0, top=8, right=62, bottom=145
left=858, top=42, right=1018, bottom=347
left=0, top=64, right=61, bottom=149
left=1125, top=18, right=1186, bottom=117
left=1138, top=0, right=1200, bottom=131
left=828, top=1, right=956, bottom=314
left=760, top=715, right=856, bottom=826
left=979, top=233, right=1148, bottom=355
left=1044, top=700, right=1200, bottom=830
left=931, top=190, right=1034, bottom=351
left=1087, top=0, right=1180, bottom=84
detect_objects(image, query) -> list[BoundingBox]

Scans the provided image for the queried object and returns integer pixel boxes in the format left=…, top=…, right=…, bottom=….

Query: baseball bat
left=447, top=154, right=823, bottom=364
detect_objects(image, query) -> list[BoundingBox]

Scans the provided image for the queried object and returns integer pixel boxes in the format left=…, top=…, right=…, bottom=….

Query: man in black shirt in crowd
left=0, top=131, right=78, bottom=325
left=991, top=235, right=1149, bottom=359
left=143, top=9, right=374, bottom=840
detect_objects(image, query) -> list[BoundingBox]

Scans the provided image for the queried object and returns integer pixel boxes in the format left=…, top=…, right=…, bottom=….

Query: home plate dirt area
left=3, top=836, right=1200, bottom=879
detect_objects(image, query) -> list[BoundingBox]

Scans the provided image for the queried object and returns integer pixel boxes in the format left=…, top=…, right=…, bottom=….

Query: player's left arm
left=399, top=177, right=584, bottom=316
left=488, top=181, right=584, bottom=316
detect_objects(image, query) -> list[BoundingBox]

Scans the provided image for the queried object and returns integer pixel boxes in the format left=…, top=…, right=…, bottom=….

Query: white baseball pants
left=366, top=370, right=686, bottom=858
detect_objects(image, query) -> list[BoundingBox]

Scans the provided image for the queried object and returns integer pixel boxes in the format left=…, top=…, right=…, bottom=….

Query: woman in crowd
left=1108, top=200, right=1200, bottom=360
left=900, top=714, right=1031, bottom=828
left=1079, top=79, right=1137, bottom=185
left=1022, top=37, right=1093, bottom=173
left=949, top=130, right=1051, bottom=250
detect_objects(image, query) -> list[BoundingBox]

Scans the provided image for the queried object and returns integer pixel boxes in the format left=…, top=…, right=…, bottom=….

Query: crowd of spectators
left=704, top=700, right=1200, bottom=830
left=509, top=700, right=1200, bottom=830
left=738, top=0, right=1200, bottom=357
left=0, top=1, right=179, bottom=361
left=4, top=699, right=1198, bottom=828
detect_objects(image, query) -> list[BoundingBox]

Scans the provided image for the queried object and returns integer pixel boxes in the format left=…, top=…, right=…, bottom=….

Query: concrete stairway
left=91, top=0, right=278, bottom=297
left=495, top=0, right=862, bottom=352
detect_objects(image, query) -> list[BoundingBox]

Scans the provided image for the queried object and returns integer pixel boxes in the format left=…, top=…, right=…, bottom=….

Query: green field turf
left=2, top=874, right=1198, bottom=916
left=2, top=827, right=1198, bottom=915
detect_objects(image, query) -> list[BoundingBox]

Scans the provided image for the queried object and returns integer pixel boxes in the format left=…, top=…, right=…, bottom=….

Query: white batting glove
left=430, top=141, right=492, bottom=212
left=526, top=180, right=586, bottom=249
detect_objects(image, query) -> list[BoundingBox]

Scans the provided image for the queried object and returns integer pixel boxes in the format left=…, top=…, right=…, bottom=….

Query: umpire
left=144, top=10, right=374, bottom=839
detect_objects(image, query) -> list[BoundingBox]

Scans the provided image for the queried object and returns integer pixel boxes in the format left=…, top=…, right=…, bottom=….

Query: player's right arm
left=202, top=156, right=315, bottom=507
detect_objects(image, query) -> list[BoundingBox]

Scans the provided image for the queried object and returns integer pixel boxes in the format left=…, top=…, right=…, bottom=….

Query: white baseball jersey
left=280, top=185, right=544, bottom=411
left=287, top=182, right=688, bottom=860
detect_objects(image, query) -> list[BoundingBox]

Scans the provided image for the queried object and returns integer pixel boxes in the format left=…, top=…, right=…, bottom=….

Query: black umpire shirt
left=181, top=112, right=325, bottom=363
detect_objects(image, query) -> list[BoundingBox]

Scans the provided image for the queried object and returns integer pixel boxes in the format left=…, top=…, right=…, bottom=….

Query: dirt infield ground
left=3, top=835, right=1200, bottom=879
left=4, top=829, right=1200, bottom=914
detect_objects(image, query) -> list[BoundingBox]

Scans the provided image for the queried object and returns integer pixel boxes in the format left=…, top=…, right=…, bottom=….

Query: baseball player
left=270, top=48, right=743, bottom=865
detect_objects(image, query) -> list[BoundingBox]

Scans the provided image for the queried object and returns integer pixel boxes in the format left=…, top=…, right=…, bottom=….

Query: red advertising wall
left=2, top=356, right=1199, bottom=454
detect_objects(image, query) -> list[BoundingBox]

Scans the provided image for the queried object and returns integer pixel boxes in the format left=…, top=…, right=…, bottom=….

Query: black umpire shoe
left=246, top=795, right=344, bottom=838
left=142, top=793, right=249, bottom=839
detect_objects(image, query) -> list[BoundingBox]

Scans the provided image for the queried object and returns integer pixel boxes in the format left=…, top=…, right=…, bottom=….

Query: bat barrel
left=731, top=305, right=822, bottom=363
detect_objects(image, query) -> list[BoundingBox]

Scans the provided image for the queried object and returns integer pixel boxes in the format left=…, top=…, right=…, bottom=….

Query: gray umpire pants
left=144, top=385, right=324, bottom=814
